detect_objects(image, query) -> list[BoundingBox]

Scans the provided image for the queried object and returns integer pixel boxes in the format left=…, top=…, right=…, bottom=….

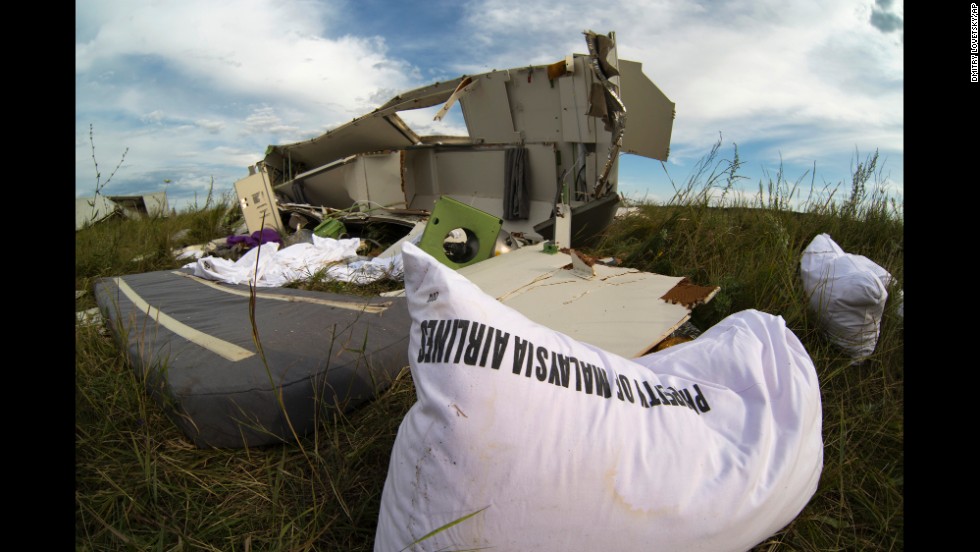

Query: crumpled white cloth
left=185, top=235, right=404, bottom=287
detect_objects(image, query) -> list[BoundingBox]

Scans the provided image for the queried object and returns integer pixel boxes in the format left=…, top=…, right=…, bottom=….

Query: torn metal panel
left=106, top=192, right=170, bottom=218
left=403, top=143, right=559, bottom=238
left=376, top=78, right=470, bottom=113
left=499, top=66, right=564, bottom=143
left=458, top=71, right=521, bottom=143
left=457, top=243, right=709, bottom=358
left=584, top=30, right=626, bottom=198
left=558, top=60, right=597, bottom=143
left=533, top=192, right=621, bottom=246
left=76, top=192, right=169, bottom=230
left=263, top=113, right=418, bottom=180
left=75, top=195, right=121, bottom=230
left=619, top=60, right=675, bottom=161
left=235, top=30, right=676, bottom=248
left=434, top=77, right=476, bottom=121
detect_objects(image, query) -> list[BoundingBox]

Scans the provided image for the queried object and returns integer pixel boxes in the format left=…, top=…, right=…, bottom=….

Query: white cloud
left=141, top=110, right=164, bottom=124
left=76, top=0, right=902, bottom=211
left=242, top=106, right=298, bottom=136
left=75, top=0, right=419, bottom=122
left=196, top=119, right=225, bottom=133
left=76, top=0, right=431, bottom=208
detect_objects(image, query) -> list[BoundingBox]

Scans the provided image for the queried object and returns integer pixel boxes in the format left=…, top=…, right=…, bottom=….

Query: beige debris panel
left=459, top=243, right=711, bottom=358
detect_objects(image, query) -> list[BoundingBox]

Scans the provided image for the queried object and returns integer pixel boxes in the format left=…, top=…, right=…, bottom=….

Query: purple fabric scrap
left=227, top=229, right=282, bottom=249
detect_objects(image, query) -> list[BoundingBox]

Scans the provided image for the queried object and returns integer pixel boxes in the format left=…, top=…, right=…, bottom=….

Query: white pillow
left=375, top=242, right=823, bottom=551
left=800, top=233, right=895, bottom=359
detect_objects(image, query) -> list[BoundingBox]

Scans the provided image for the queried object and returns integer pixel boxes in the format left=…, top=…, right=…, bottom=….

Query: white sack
left=800, top=233, right=897, bottom=359
left=375, top=242, right=824, bottom=552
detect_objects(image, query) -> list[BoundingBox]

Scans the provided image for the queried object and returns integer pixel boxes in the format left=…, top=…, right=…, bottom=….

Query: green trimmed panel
left=419, top=196, right=503, bottom=269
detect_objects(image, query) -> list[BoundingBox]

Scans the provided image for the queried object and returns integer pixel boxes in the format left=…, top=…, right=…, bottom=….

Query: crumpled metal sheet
left=584, top=30, right=627, bottom=198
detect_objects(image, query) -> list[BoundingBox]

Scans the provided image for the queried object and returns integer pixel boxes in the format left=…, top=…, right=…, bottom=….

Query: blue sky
left=76, top=0, right=903, bottom=212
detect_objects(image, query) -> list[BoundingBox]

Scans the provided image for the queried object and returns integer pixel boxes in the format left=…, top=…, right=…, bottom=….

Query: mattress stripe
left=170, top=272, right=391, bottom=314
left=114, top=277, right=256, bottom=362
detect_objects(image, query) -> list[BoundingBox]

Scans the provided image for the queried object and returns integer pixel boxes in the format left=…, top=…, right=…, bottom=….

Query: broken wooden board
left=456, top=243, right=718, bottom=358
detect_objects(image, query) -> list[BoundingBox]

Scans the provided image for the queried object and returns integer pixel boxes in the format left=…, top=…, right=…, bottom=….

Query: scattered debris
left=75, top=307, right=103, bottom=328
left=94, top=30, right=725, bottom=450
left=171, top=228, right=192, bottom=241
left=660, top=278, right=721, bottom=309
left=232, top=30, right=675, bottom=253
left=454, top=243, right=711, bottom=358
left=75, top=192, right=169, bottom=230
left=106, top=192, right=169, bottom=219
left=567, top=249, right=597, bottom=279
left=75, top=195, right=123, bottom=229
left=173, top=237, right=230, bottom=261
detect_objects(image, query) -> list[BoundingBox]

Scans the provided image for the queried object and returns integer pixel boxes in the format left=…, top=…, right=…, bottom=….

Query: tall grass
left=76, top=142, right=902, bottom=550
left=597, top=141, right=903, bottom=550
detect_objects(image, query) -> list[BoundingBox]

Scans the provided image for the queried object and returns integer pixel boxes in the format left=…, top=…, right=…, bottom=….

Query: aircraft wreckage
left=95, top=31, right=719, bottom=448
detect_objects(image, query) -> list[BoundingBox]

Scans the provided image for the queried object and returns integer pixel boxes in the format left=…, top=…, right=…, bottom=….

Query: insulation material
left=374, top=243, right=823, bottom=551
left=502, top=147, right=530, bottom=220
left=800, top=233, right=900, bottom=359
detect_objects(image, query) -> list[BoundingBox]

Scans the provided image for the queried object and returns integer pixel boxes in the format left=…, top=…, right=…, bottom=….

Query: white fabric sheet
left=187, top=236, right=403, bottom=287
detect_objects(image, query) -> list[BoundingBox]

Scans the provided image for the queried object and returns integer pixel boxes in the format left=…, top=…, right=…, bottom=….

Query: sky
left=75, top=0, right=904, bottom=213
